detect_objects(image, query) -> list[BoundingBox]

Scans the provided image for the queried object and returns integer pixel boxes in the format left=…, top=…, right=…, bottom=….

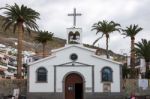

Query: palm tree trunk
left=42, top=43, right=46, bottom=58
left=130, top=38, right=135, bottom=67
left=17, top=22, right=23, bottom=79
left=130, top=37, right=136, bottom=78
left=106, top=34, right=109, bottom=59
left=145, top=60, right=150, bottom=78
left=146, top=61, right=149, bottom=71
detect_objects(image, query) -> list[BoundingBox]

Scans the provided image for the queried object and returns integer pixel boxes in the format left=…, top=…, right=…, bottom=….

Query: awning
left=0, top=65, right=8, bottom=71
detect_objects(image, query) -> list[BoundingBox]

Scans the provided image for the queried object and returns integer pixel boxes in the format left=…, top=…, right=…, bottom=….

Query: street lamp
left=14, top=42, right=18, bottom=52
left=14, top=42, right=18, bottom=46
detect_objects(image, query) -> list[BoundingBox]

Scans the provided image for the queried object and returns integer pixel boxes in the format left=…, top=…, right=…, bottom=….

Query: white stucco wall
left=29, top=60, right=55, bottom=92
left=29, top=45, right=121, bottom=93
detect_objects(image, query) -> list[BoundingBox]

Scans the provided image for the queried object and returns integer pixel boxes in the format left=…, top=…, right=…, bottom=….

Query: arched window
left=68, top=32, right=74, bottom=41
left=37, top=67, right=47, bottom=82
left=75, top=31, right=80, bottom=40
left=101, top=67, right=113, bottom=82
left=75, top=31, right=80, bottom=36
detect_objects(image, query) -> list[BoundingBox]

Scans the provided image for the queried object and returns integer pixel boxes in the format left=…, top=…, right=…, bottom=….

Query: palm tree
left=35, top=31, right=53, bottom=58
left=92, top=20, right=121, bottom=59
left=122, top=25, right=143, bottom=68
left=135, top=39, right=150, bottom=78
left=0, top=4, right=40, bottom=78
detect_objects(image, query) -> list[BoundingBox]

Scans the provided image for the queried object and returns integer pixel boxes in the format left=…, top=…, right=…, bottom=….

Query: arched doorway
left=65, top=73, right=84, bottom=99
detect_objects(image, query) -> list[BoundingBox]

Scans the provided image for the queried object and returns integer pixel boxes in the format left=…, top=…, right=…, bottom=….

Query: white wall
left=91, top=56, right=120, bottom=92
left=29, top=45, right=121, bottom=93
left=29, top=62, right=54, bottom=92
left=140, top=58, right=146, bottom=73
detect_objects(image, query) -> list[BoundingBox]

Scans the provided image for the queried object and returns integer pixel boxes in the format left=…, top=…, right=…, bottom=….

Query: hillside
left=84, top=44, right=125, bottom=62
left=0, top=15, right=66, bottom=53
left=0, top=15, right=125, bottom=62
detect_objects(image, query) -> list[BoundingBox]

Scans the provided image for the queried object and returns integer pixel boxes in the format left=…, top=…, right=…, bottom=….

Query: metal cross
left=68, top=8, right=82, bottom=27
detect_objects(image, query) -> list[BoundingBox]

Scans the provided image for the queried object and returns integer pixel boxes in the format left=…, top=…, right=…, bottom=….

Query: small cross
left=68, top=8, right=82, bottom=27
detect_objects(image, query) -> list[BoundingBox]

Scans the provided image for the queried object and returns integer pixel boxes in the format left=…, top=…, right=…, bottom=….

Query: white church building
left=27, top=9, right=123, bottom=99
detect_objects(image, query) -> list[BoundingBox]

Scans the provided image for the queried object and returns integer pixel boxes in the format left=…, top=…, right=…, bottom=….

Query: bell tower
left=67, top=8, right=82, bottom=44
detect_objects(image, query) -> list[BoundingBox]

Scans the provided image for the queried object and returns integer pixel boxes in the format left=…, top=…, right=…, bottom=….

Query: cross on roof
left=68, top=8, right=82, bottom=27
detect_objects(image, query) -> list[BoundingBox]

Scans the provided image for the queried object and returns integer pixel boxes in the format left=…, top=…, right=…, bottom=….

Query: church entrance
left=65, top=73, right=83, bottom=99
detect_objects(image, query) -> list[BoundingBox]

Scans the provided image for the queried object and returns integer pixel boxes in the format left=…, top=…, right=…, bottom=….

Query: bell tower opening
left=67, top=28, right=82, bottom=44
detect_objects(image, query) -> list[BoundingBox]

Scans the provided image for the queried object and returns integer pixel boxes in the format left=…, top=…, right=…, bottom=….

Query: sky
left=0, top=0, right=150, bottom=55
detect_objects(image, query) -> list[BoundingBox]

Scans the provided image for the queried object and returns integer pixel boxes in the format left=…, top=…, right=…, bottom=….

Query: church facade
left=27, top=9, right=124, bottom=99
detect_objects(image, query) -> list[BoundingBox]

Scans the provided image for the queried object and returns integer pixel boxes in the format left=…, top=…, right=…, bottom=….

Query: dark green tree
left=0, top=3, right=40, bottom=78
left=92, top=20, right=121, bottom=59
left=135, top=39, right=150, bottom=78
left=35, top=31, right=53, bottom=57
left=122, top=24, right=143, bottom=69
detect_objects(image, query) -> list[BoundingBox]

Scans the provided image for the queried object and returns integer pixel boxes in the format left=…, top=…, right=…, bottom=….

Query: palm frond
left=93, top=34, right=104, bottom=45
left=122, top=24, right=143, bottom=38
left=135, top=39, right=150, bottom=60
left=91, top=20, right=121, bottom=49
left=34, top=30, right=54, bottom=44
left=0, top=3, right=40, bottom=33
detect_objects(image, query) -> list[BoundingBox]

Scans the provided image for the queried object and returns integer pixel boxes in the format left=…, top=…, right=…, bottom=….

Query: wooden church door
left=65, top=73, right=83, bottom=99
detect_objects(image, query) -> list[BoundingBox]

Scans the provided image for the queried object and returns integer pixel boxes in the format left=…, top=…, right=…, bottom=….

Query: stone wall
left=27, top=92, right=125, bottom=99
left=122, top=79, right=150, bottom=97
left=0, top=79, right=150, bottom=98
left=0, top=79, right=27, bottom=96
